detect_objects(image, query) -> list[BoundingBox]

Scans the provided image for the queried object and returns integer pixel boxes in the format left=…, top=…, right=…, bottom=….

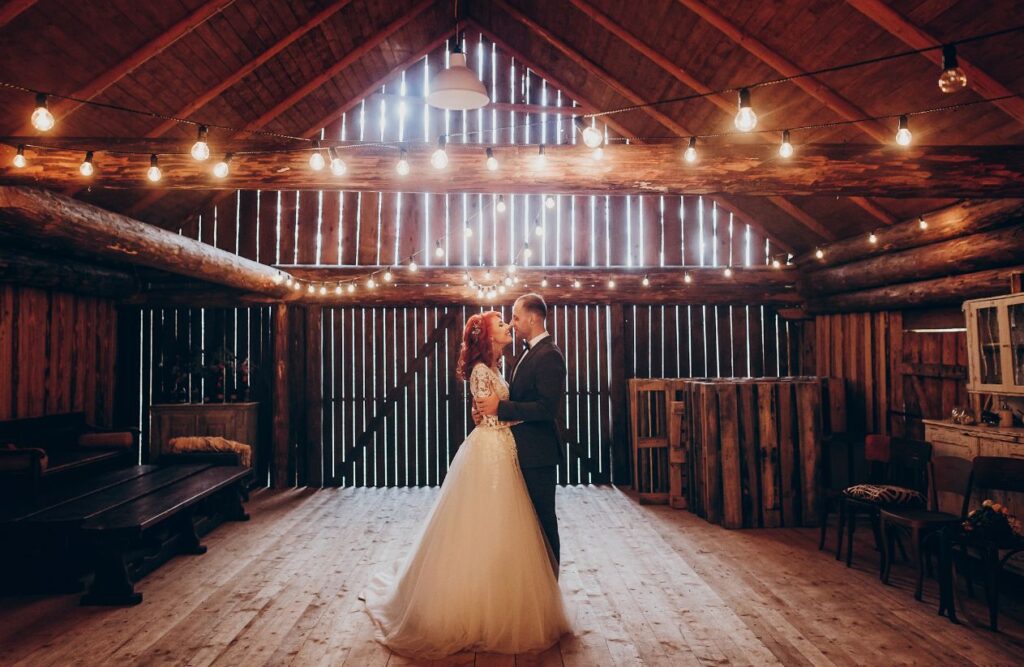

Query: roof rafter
left=846, top=0, right=1024, bottom=127
left=0, top=0, right=37, bottom=30
left=481, top=0, right=797, bottom=252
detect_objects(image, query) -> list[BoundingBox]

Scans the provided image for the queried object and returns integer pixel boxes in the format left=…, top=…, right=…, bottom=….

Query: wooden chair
left=818, top=432, right=863, bottom=551
left=944, top=456, right=1024, bottom=631
left=879, top=456, right=973, bottom=600
left=836, top=436, right=931, bottom=571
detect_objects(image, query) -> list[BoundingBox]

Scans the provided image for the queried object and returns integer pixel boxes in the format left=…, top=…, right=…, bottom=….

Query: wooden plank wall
left=0, top=285, right=116, bottom=426
left=811, top=311, right=969, bottom=438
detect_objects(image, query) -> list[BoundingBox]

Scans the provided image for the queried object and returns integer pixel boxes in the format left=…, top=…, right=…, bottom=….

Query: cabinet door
left=201, top=410, right=236, bottom=439
left=967, top=304, right=1005, bottom=391
left=1010, top=300, right=1024, bottom=389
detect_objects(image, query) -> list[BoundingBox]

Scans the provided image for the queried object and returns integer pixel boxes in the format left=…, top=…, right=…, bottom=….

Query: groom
left=475, top=293, right=565, bottom=566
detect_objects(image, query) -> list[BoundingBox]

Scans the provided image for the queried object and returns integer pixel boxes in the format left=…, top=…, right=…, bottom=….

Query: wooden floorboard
left=2, top=486, right=1024, bottom=666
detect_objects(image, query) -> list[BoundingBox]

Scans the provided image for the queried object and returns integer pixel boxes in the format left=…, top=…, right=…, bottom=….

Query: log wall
left=0, top=285, right=116, bottom=426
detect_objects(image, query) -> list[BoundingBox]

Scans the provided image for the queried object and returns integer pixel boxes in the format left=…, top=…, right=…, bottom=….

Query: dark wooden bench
left=0, top=464, right=250, bottom=603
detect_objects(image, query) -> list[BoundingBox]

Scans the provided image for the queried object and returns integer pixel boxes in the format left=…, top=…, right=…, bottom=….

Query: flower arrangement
left=162, top=348, right=253, bottom=403
left=962, top=500, right=1023, bottom=542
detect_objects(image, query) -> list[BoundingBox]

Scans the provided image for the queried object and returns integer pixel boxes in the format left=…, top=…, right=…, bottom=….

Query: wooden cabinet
left=149, top=403, right=259, bottom=470
left=964, top=293, right=1024, bottom=395
left=923, top=419, right=1024, bottom=460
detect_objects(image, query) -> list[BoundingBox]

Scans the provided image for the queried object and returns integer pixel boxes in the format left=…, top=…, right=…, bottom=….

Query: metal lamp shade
left=426, top=52, right=489, bottom=110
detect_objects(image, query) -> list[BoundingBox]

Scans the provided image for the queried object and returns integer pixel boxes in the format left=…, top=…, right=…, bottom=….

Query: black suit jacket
left=497, top=336, right=566, bottom=469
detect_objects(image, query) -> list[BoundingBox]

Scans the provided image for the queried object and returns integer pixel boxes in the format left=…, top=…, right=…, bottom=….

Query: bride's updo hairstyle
left=456, top=311, right=502, bottom=381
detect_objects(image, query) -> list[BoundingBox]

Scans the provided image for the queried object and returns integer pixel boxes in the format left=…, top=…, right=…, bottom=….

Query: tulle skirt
left=363, top=425, right=570, bottom=658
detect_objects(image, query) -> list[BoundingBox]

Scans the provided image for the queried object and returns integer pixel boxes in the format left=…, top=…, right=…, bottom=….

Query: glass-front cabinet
left=965, top=293, right=1024, bottom=395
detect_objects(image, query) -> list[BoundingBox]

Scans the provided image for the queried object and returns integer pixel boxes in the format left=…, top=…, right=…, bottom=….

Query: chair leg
left=881, top=520, right=894, bottom=584
left=846, top=509, right=856, bottom=568
left=870, top=513, right=885, bottom=574
left=834, top=501, right=846, bottom=561
left=913, top=527, right=925, bottom=601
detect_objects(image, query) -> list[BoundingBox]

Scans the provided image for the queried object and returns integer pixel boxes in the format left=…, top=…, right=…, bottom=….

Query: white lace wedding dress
left=363, top=363, right=570, bottom=658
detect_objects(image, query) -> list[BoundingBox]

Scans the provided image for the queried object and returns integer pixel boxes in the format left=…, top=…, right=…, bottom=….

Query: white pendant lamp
left=427, top=50, right=489, bottom=110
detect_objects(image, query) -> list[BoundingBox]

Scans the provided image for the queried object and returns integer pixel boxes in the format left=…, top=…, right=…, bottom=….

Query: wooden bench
left=0, top=464, right=250, bottom=604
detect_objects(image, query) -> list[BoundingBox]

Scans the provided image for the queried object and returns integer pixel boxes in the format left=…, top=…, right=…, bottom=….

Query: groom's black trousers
left=521, top=465, right=559, bottom=565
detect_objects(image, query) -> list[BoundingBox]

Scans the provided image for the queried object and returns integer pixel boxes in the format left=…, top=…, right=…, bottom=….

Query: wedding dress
left=363, top=363, right=570, bottom=658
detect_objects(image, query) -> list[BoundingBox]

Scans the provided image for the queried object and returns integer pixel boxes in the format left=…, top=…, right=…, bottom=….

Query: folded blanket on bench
left=166, top=437, right=252, bottom=468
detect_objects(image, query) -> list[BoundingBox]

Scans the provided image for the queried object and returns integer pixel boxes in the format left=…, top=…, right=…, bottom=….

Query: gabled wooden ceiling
left=0, top=0, right=1021, bottom=253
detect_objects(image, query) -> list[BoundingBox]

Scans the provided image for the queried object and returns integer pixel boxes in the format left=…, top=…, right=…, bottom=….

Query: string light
left=534, top=221, right=544, bottom=237
left=573, top=279, right=581, bottom=289
left=545, top=195, right=555, bottom=210
left=918, top=215, right=928, bottom=230
left=576, top=118, right=603, bottom=149
left=734, top=88, right=757, bottom=132
left=868, top=231, right=878, bottom=244
left=292, top=282, right=301, bottom=291
left=285, top=277, right=293, bottom=287
left=408, top=258, right=418, bottom=272
left=12, top=144, right=26, bottom=168
left=642, top=274, right=650, bottom=287
left=541, top=276, right=549, bottom=287
left=896, top=115, right=912, bottom=146
left=347, top=283, right=356, bottom=293
left=79, top=151, right=94, bottom=176
left=504, top=276, right=513, bottom=286
left=309, top=139, right=326, bottom=171
left=496, top=195, right=507, bottom=213
left=608, top=279, right=616, bottom=288
left=535, top=144, right=547, bottom=169
left=815, top=247, right=825, bottom=259
left=938, top=45, right=968, bottom=93
left=431, top=136, right=448, bottom=170
left=434, top=240, right=445, bottom=258
left=724, top=267, right=733, bottom=278
left=212, top=153, right=232, bottom=178
left=396, top=148, right=410, bottom=175
left=367, top=277, right=377, bottom=289
left=485, top=147, right=498, bottom=171
left=771, top=258, right=782, bottom=269
left=684, top=136, right=697, bottom=163
left=319, top=285, right=327, bottom=295
left=329, top=147, right=347, bottom=176
left=31, top=93, right=54, bottom=132
left=191, top=125, right=210, bottom=161
left=335, top=284, right=343, bottom=295
left=523, top=242, right=532, bottom=259
left=307, top=284, right=316, bottom=294
left=147, top=154, right=162, bottom=182
left=779, top=130, right=793, bottom=158
left=383, top=268, right=393, bottom=282
left=273, top=273, right=284, bottom=285
left=464, top=223, right=473, bottom=238
left=592, top=146, right=604, bottom=160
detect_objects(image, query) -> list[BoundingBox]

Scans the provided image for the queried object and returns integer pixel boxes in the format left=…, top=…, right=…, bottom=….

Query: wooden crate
left=628, top=379, right=688, bottom=504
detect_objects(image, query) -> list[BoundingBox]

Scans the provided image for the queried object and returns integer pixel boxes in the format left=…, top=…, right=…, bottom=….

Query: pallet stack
left=628, top=379, right=690, bottom=505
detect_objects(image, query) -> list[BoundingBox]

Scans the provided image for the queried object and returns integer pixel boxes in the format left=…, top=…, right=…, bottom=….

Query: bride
left=363, top=311, right=570, bottom=658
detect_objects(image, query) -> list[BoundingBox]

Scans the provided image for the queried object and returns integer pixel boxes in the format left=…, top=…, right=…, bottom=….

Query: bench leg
left=81, top=545, right=142, bottom=606
left=178, top=511, right=208, bottom=556
left=227, top=486, right=250, bottom=522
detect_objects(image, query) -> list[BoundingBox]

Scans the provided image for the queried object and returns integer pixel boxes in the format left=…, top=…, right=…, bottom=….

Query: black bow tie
left=521, top=339, right=530, bottom=350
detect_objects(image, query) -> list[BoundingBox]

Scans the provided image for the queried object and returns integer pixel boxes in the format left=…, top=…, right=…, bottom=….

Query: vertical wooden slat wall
left=116, top=35, right=797, bottom=488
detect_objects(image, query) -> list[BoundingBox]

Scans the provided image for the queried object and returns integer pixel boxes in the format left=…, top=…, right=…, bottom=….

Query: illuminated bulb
left=815, top=247, right=825, bottom=260
left=507, top=264, right=516, bottom=274
left=545, top=195, right=555, bottom=210
left=684, top=136, right=697, bottom=163
left=535, top=144, right=547, bottom=168
left=642, top=275, right=650, bottom=287
left=779, top=130, right=793, bottom=158
left=581, top=124, right=603, bottom=149
left=724, top=267, right=733, bottom=278
left=331, top=284, right=340, bottom=295
left=464, top=224, right=473, bottom=238
left=496, top=195, right=507, bottom=213
left=319, top=285, right=327, bottom=295
left=484, top=269, right=493, bottom=281
left=464, top=271, right=472, bottom=282
left=477, top=288, right=484, bottom=298
left=896, top=115, right=912, bottom=146
left=534, top=223, right=544, bottom=237
left=504, top=276, right=513, bottom=287
left=771, top=258, right=782, bottom=269
left=938, top=45, right=968, bottom=93
left=541, top=277, right=549, bottom=287
left=347, top=283, right=356, bottom=293
left=396, top=149, right=410, bottom=176
left=431, top=136, right=448, bottom=170
left=307, top=284, right=316, bottom=294
left=499, top=284, right=507, bottom=294
left=434, top=241, right=445, bottom=258
left=487, top=289, right=496, bottom=300
left=573, top=279, right=581, bottom=289
left=79, top=151, right=94, bottom=177
left=383, top=269, right=393, bottom=283
left=408, top=259, right=418, bottom=272
left=327, top=148, right=346, bottom=176
left=273, top=274, right=284, bottom=285
left=191, top=126, right=210, bottom=161
left=212, top=153, right=232, bottom=178
left=592, top=147, right=604, bottom=160
left=12, top=145, right=26, bottom=168
left=309, top=140, right=326, bottom=171
left=523, top=243, right=532, bottom=259
left=608, top=279, right=616, bottom=288
left=868, top=232, right=878, bottom=244
left=734, top=88, right=757, bottom=132
left=31, top=94, right=54, bottom=132
left=292, top=282, right=301, bottom=291
left=147, top=154, right=162, bottom=182
left=285, top=277, right=294, bottom=287
left=918, top=216, right=928, bottom=230
left=485, top=147, right=498, bottom=171
left=367, top=277, right=377, bottom=289
left=683, top=272, right=693, bottom=284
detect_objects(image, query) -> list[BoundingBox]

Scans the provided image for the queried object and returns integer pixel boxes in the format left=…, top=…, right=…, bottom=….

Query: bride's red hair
left=456, top=311, right=502, bottom=381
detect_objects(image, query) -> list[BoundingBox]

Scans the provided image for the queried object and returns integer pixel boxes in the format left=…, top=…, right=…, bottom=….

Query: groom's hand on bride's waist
left=476, top=393, right=499, bottom=416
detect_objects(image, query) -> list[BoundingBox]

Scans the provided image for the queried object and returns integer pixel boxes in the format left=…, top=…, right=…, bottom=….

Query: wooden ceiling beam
left=767, top=196, right=837, bottom=241
left=479, top=3, right=796, bottom=252
left=8, top=0, right=234, bottom=134
left=0, top=0, right=37, bottom=30
left=846, top=0, right=1024, bottom=127
left=10, top=143, right=1019, bottom=199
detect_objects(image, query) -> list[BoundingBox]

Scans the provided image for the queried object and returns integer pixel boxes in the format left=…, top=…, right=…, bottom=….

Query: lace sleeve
left=469, top=363, right=494, bottom=400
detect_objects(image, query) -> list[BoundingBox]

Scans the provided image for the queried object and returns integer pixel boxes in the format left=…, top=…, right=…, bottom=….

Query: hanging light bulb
left=868, top=231, right=878, bottom=245
left=534, top=222, right=544, bottom=237
left=592, top=146, right=604, bottom=161
left=285, top=277, right=294, bottom=287
left=724, top=267, right=733, bottom=278
left=496, top=195, right=507, bottom=213
left=426, top=47, right=489, bottom=110
left=545, top=195, right=555, bottom=210
left=608, top=279, right=616, bottom=288
left=273, top=273, right=285, bottom=285
left=476, top=287, right=484, bottom=298
left=581, top=124, right=603, bottom=149
left=485, top=147, right=499, bottom=171
left=642, top=274, right=650, bottom=287
left=918, top=216, right=928, bottom=230
left=541, top=276, right=549, bottom=287
left=408, top=258, right=418, bottom=272
left=938, top=44, right=968, bottom=93
left=292, top=282, right=302, bottom=291
left=330, top=284, right=339, bottom=295
left=684, top=136, right=697, bottom=163
left=484, top=268, right=493, bottom=281
left=309, top=140, right=326, bottom=171
left=79, top=151, right=94, bottom=177
left=319, top=285, right=327, bottom=295
left=347, top=283, right=356, bottom=293
left=367, top=277, right=377, bottom=289
left=896, top=115, right=912, bottom=146
left=683, top=272, right=693, bottom=284
left=434, top=240, right=445, bottom=258
left=31, top=93, right=54, bottom=132
left=573, top=279, right=581, bottom=289
left=815, top=247, right=825, bottom=260
left=396, top=148, right=410, bottom=176
left=212, top=153, right=232, bottom=179
left=464, top=223, right=473, bottom=238
left=771, top=258, right=782, bottom=269
left=383, top=268, right=394, bottom=283
left=431, top=136, right=448, bottom=170
left=523, top=242, right=532, bottom=259
left=307, top=284, right=316, bottom=294
left=535, top=144, right=547, bottom=169
left=779, top=130, right=794, bottom=158
left=147, top=154, right=162, bottom=182
left=12, top=144, right=26, bottom=168
left=328, top=147, right=347, bottom=176
left=734, top=88, right=757, bottom=132
left=504, top=276, right=513, bottom=287
left=191, top=125, right=210, bottom=161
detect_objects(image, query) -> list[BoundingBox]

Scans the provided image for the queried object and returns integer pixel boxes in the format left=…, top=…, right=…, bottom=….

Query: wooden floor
left=3, top=486, right=1024, bottom=666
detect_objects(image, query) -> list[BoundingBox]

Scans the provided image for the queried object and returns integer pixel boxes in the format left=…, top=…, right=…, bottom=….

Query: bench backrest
left=0, top=412, right=88, bottom=450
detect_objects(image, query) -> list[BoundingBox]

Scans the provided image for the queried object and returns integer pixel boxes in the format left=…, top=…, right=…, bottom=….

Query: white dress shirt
left=512, top=331, right=550, bottom=382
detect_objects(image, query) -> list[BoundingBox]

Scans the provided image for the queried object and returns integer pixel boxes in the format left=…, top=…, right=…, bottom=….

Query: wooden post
left=609, top=304, right=630, bottom=485
left=717, top=383, right=742, bottom=529
left=797, top=381, right=823, bottom=527
left=304, top=306, right=323, bottom=487
left=272, top=304, right=290, bottom=488
left=758, top=382, right=781, bottom=528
